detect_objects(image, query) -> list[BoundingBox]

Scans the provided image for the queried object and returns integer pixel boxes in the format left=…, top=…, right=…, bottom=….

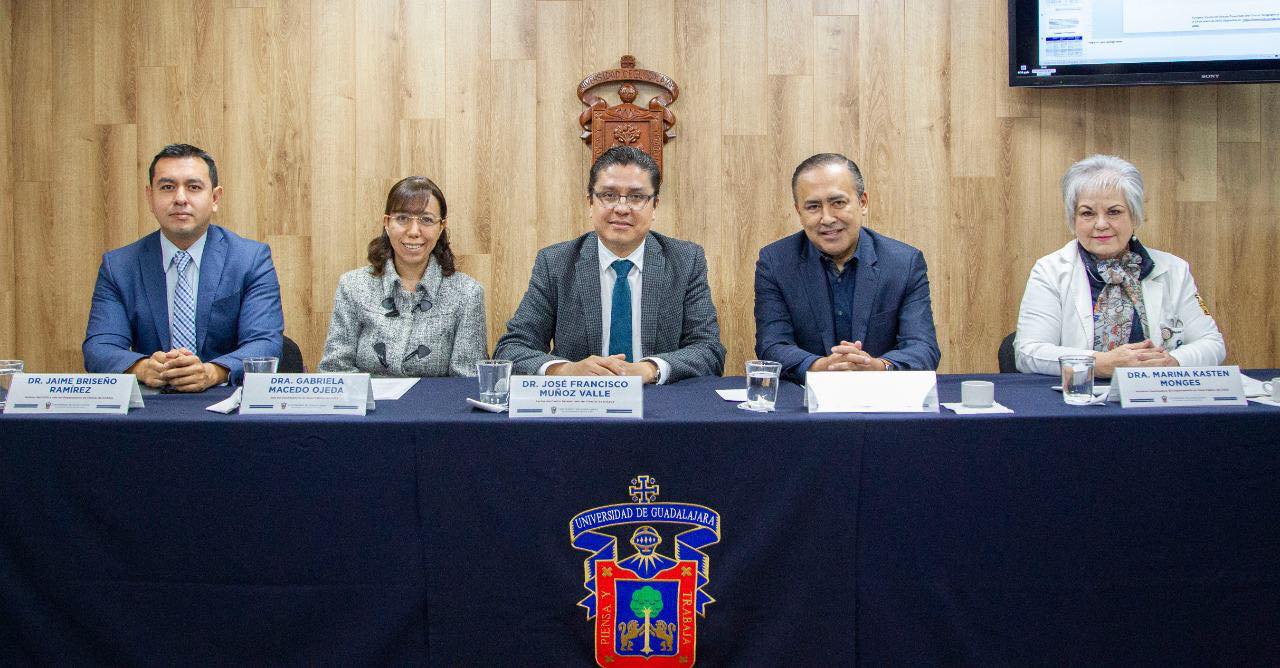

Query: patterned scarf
left=1092, top=250, right=1149, bottom=352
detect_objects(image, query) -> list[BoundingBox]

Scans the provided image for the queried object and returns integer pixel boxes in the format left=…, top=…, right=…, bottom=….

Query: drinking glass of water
left=1059, top=355, right=1095, bottom=405
left=0, top=360, right=22, bottom=411
left=743, top=360, right=782, bottom=412
left=476, top=360, right=513, bottom=406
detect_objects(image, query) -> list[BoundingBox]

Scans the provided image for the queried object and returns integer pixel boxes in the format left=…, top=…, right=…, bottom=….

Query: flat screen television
left=1009, top=0, right=1280, bottom=87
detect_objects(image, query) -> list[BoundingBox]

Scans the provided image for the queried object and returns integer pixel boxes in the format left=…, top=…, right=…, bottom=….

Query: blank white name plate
left=806, top=371, right=939, bottom=413
left=240, top=373, right=374, bottom=415
left=4, top=373, right=144, bottom=415
left=1114, top=365, right=1246, bottom=408
left=509, top=375, right=642, bottom=419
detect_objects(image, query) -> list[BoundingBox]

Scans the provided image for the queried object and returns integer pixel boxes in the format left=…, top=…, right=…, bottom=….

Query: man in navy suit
left=83, top=144, right=283, bottom=390
left=754, top=153, right=939, bottom=383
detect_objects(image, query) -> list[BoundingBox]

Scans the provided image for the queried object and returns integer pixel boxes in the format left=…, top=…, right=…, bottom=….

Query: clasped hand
left=548, top=354, right=659, bottom=384
left=809, top=340, right=889, bottom=372
left=129, top=348, right=228, bottom=392
left=1094, top=339, right=1178, bottom=378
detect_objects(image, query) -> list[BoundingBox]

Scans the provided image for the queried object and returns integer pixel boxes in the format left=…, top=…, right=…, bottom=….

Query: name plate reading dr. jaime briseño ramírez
left=508, top=375, right=642, bottom=419
left=3, top=373, right=144, bottom=415
left=239, top=373, right=375, bottom=415
left=1113, top=365, right=1246, bottom=408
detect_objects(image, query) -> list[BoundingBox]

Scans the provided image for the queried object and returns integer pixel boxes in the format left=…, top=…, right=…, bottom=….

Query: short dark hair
left=587, top=146, right=661, bottom=198
left=367, top=176, right=456, bottom=277
left=791, top=153, right=864, bottom=202
left=149, top=143, right=219, bottom=188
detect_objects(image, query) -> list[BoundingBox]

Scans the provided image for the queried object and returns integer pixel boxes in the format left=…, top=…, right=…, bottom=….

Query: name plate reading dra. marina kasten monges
left=240, top=373, right=374, bottom=415
left=509, top=375, right=642, bottom=419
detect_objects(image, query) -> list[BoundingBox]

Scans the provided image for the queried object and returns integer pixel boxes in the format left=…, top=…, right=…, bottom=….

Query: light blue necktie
left=171, top=250, right=197, bottom=352
left=608, top=259, right=633, bottom=362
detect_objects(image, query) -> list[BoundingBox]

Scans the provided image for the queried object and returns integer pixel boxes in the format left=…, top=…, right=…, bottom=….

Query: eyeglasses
left=385, top=213, right=441, bottom=228
left=592, top=191, right=655, bottom=209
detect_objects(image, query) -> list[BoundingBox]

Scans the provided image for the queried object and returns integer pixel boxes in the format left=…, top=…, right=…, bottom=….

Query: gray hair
left=1061, top=154, right=1145, bottom=231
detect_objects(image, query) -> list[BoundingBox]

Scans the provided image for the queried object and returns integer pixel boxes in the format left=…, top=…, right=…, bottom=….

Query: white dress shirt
left=159, top=231, right=207, bottom=348
left=539, top=238, right=671, bottom=383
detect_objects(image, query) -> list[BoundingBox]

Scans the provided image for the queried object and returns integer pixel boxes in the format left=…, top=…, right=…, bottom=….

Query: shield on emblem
left=594, top=560, right=698, bottom=666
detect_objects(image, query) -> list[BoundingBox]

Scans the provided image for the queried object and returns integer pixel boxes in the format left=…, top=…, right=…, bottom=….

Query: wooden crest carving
left=578, top=55, right=679, bottom=172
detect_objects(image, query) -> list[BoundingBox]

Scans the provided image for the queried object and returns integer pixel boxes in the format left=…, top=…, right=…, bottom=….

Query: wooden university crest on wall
left=578, top=55, right=679, bottom=172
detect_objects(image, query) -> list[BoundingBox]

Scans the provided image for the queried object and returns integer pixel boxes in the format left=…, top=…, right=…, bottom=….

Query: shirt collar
left=380, top=258, right=443, bottom=300
left=160, top=230, right=208, bottom=270
left=597, top=237, right=646, bottom=275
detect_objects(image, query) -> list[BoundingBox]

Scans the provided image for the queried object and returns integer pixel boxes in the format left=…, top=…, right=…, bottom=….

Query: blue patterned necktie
left=608, top=259, right=633, bottom=362
left=171, top=250, right=197, bottom=352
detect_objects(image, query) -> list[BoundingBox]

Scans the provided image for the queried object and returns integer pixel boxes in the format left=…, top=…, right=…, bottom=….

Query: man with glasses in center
left=495, top=146, right=725, bottom=383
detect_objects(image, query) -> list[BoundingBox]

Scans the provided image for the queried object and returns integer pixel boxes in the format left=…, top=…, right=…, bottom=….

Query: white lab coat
left=1015, top=241, right=1226, bottom=376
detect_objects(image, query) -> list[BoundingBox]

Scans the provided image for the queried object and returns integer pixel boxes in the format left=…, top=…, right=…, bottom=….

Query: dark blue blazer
left=754, top=228, right=940, bottom=382
left=82, top=225, right=284, bottom=383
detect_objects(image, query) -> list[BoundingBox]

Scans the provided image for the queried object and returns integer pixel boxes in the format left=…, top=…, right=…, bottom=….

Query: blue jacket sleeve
left=754, top=251, right=821, bottom=384
left=208, top=243, right=284, bottom=384
left=879, top=250, right=941, bottom=371
left=83, top=255, right=148, bottom=373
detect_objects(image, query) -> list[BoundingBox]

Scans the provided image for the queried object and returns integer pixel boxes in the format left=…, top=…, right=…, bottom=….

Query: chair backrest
left=280, top=335, right=306, bottom=373
left=997, top=332, right=1017, bottom=373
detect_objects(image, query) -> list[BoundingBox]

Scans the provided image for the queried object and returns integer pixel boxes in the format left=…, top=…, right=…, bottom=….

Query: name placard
left=805, top=371, right=939, bottom=413
left=509, top=375, right=642, bottom=419
left=4, top=373, right=144, bottom=415
left=1113, top=365, right=1246, bottom=408
left=239, top=373, right=374, bottom=415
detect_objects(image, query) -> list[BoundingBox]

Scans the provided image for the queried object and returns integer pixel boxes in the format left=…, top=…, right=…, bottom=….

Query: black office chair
left=997, top=332, right=1017, bottom=373
left=280, top=335, right=306, bottom=373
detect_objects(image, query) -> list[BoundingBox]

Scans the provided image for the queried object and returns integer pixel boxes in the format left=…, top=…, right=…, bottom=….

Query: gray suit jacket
left=495, top=232, right=725, bottom=382
left=318, top=259, right=487, bottom=377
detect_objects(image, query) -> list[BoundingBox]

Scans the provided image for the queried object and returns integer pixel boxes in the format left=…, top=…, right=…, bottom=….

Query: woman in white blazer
left=1015, top=155, right=1225, bottom=378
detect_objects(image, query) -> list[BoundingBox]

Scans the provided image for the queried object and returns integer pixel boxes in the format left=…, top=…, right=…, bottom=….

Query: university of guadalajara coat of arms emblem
left=570, top=475, right=721, bottom=666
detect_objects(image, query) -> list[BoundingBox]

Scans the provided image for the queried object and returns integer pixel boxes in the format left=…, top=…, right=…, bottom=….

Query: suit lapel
left=799, top=237, right=836, bottom=351
left=140, top=232, right=171, bottom=350
left=576, top=236, right=603, bottom=356
left=1069, top=247, right=1094, bottom=344
left=849, top=228, right=879, bottom=345
left=197, top=226, right=228, bottom=353
left=640, top=235, right=668, bottom=357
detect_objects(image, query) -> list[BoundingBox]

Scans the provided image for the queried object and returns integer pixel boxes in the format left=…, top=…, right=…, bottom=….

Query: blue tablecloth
left=2, top=373, right=1278, bottom=664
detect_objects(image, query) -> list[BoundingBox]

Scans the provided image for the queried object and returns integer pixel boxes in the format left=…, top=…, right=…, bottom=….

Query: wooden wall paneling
left=93, top=0, right=137, bottom=126
left=858, top=0, right=907, bottom=241
left=1172, top=87, right=1217, bottom=202
left=902, top=0, right=949, bottom=286
left=184, top=2, right=227, bottom=148
left=443, top=0, right=493, bottom=258
left=721, top=137, right=771, bottom=373
left=811, top=15, right=859, bottom=157
left=582, top=1, right=628, bottom=73
left=533, top=0, right=586, bottom=255
left=767, top=74, right=814, bottom=236
left=1127, top=87, right=1177, bottom=251
left=942, top=177, right=1001, bottom=371
left=12, top=182, right=53, bottom=372
left=1217, top=84, right=1260, bottom=143
left=719, top=0, right=767, bottom=136
left=949, top=0, right=998, bottom=178
left=225, top=6, right=271, bottom=244
left=260, top=0, right=312, bottom=239
left=401, top=0, right=446, bottom=120
left=1215, top=142, right=1272, bottom=367
left=355, top=0, right=401, bottom=185
left=1037, top=88, right=1086, bottom=223
left=308, top=0, right=358, bottom=367
left=491, top=0, right=536, bottom=61
left=52, top=0, right=104, bottom=367
left=1261, top=86, right=1280, bottom=214
left=0, top=0, right=13, bottom=356
left=12, top=0, right=52, bottom=183
left=481, top=59, right=538, bottom=351
left=668, top=0, right=725, bottom=337
left=628, top=0, right=677, bottom=75
left=992, top=0, right=1038, bottom=119
left=265, top=234, right=316, bottom=364
left=1000, top=117, right=1045, bottom=337
left=814, top=0, right=858, bottom=15
left=766, top=0, right=812, bottom=76
left=1084, top=87, right=1130, bottom=157
left=100, top=124, right=142, bottom=252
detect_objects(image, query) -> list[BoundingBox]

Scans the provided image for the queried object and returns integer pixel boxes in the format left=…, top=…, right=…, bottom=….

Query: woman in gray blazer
left=319, top=176, right=486, bottom=377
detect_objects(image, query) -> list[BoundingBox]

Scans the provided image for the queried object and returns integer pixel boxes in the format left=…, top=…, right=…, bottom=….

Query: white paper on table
left=371, top=377, right=419, bottom=401
left=716, top=388, right=748, bottom=402
left=941, top=401, right=1014, bottom=415
left=1247, top=396, right=1280, bottom=407
left=1241, top=374, right=1272, bottom=398
left=206, top=388, right=243, bottom=414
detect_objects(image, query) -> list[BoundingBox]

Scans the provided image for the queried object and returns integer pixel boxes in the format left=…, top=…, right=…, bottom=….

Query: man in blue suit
left=83, top=144, right=283, bottom=390
left=755, top=153, right=940, bottom=383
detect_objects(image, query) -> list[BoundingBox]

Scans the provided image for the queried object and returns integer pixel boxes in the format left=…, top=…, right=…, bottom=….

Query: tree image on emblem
left=623, top=586, right=671, bottom=655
